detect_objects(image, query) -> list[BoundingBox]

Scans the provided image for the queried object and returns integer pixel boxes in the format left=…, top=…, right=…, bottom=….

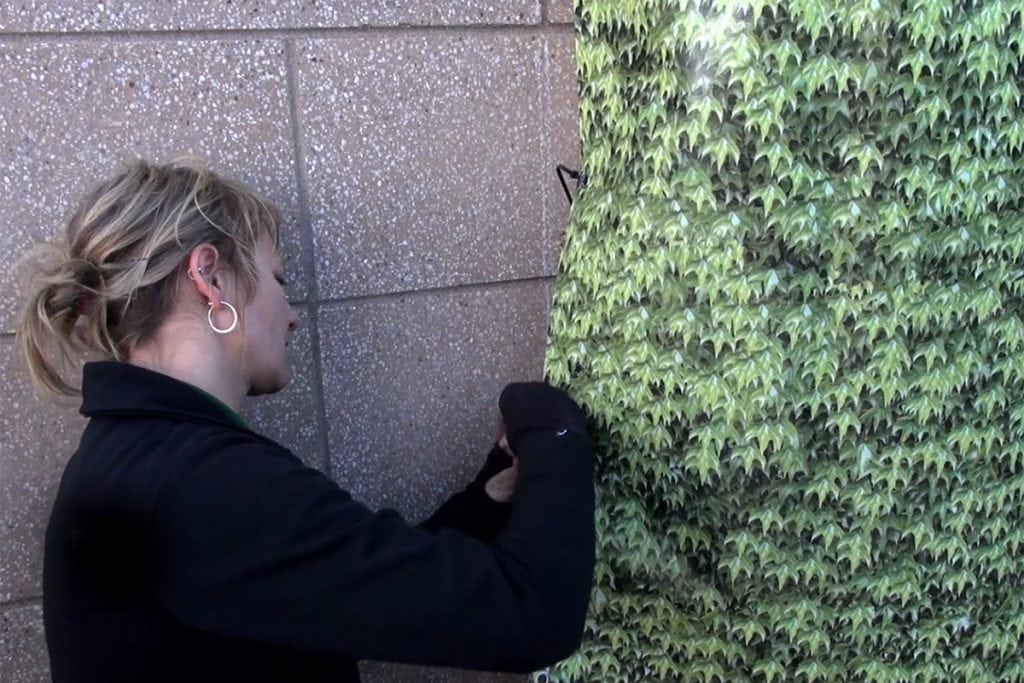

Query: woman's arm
left=153, top=420, right=594, bottom=672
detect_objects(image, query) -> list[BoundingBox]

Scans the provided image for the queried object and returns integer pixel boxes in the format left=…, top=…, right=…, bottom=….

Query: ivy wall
left=546, top=1, right=1024, bottom=680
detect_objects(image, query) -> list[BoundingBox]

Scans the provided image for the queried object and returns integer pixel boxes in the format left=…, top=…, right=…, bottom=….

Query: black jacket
left=43, top=361, right=595, bottom=682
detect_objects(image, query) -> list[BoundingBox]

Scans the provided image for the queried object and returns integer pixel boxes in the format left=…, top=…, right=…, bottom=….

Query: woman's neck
left=126, top=317, right=246, bottom=413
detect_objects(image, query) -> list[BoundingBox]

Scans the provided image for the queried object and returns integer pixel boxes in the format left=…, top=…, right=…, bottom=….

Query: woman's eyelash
left=275, top=276, right=288, bottom=286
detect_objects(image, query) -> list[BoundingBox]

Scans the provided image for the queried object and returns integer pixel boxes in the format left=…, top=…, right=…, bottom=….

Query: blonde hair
left=15, top=158, right=282, bottom=398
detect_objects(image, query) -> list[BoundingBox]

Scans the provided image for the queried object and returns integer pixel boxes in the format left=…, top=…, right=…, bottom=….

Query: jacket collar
left=80, top=360, right=249, bottom=431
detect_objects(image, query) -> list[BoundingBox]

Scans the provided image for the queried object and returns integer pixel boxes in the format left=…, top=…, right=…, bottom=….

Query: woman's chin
left=247, top=368, right=291, bottom=397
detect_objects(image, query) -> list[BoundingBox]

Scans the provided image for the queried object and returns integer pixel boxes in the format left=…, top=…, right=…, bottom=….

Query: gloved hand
left=472, top=441, right=515, bottom=488
left=498, top=381, right=590, bottom=455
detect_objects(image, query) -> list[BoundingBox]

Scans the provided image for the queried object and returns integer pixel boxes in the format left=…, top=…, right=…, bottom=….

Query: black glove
left=417, top=443, right=514, bottom=539
left=471, top=443, right=515, bottom=488
left=498, top=381, right=590, bottom=455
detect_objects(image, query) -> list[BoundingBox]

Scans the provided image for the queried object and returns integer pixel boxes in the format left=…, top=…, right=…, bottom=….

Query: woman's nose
left=288, top=309, right=300, bottom=331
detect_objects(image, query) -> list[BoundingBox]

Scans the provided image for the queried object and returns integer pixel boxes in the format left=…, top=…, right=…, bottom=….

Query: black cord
left=556, top=164, right=588, bottom=206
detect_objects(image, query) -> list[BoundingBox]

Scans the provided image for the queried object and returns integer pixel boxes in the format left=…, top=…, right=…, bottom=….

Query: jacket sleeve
left=153, top=429, right=595, bottom=673
left=416, top=444, right=513, bottom=543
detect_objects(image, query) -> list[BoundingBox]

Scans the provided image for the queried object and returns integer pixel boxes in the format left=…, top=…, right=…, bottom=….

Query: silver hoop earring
left=207, top=301, right=238, bottom=334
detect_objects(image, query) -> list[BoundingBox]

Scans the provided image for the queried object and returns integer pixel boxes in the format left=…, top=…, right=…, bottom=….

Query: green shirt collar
left=193, top=385, right=249, bottom=429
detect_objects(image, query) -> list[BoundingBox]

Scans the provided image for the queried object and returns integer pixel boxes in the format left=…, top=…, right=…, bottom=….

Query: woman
left=15, top=159, right=595, bottom=682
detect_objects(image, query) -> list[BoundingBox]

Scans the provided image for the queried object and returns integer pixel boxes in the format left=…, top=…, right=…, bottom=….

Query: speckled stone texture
left=319, top=280, right=552, bottom=521
left=547, top=0, right=575, bottom=24
left=361, top=661, right=530, bottom=683
left=0, top=344, right=85, bottom=604
left=0, top=601, right=48, bottom=683
left=0, top=3, right=581, bottom=681
left=0, top=39, right=307, bottom=332
left=298, top=32, right=551, bottom=299
left=542, top=28, right=582, bottom=274
left=0, top=2, right=542, bottom=32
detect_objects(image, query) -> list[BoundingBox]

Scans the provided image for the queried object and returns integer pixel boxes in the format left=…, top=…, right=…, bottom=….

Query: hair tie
left=75, top=290, right=94, bottom=315
left=71, top=257, right=105, bottom=316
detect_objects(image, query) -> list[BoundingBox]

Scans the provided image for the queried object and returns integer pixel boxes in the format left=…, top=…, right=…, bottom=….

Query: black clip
left=556, top=165, right=588, bottom=206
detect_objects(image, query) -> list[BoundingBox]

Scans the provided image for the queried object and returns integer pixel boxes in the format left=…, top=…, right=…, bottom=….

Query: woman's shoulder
left=149, top=420, right=349, bottom=543
left=81, top=411, right=291, bottom=461
left=68, top=413, right=309, bottom=509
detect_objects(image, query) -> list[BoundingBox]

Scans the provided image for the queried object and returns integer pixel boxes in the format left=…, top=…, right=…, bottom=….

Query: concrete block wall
left=0, top=2, right=580, bottom=681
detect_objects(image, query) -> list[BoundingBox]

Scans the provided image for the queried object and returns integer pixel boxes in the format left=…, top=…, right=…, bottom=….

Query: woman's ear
left=186, top=243, right=224, bottom=306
